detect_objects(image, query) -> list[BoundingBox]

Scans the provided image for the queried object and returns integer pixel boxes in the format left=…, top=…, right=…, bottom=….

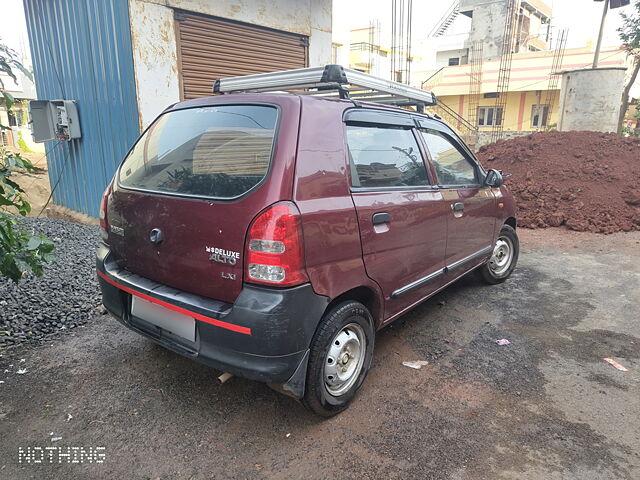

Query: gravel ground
left=0, top=217, right=101, bottom=349
left=0, top=229, right=638, bottom=479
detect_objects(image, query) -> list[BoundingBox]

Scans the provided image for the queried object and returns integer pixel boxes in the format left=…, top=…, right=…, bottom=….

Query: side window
left=420, top=129, right=479, bottom=187
left=346, top=125, right=429, bottom=188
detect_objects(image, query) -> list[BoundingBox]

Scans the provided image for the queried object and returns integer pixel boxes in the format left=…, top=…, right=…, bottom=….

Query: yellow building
left=348, top=27, right=419, bottom=83
left=414, top=46, right=631, bottom=144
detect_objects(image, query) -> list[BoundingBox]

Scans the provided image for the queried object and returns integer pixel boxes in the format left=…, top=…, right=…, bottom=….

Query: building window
left=16, top=109, right=25, bottom=126
left=448, top=57, right=460, bottom=66
left=478, top=106, right=504, bottom=127
left=483, top=92, right=499, bottom=99
left=531, top=104, right=550, bottom=128
left=331, top=43, right=341, bottom=64
left=7, top=111, right=17, bottom=127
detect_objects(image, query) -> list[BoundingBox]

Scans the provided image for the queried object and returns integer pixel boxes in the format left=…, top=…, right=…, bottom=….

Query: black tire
left=302, top=301, right=375, bottom=417
left=478, top=224, right=519, bottom=284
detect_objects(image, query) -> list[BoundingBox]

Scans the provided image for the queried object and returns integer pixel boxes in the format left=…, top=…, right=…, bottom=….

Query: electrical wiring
left=37, top=142, right=70, bottom=217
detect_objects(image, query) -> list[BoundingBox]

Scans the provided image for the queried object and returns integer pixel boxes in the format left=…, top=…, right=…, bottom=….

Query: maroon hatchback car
left=97, top=66, right=518, bottom=416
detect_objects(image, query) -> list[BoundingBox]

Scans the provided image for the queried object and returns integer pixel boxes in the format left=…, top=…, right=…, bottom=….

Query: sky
left=0, top=0, right=632, bottom=63
left=334, top=0, right=627, bottom=49
left=3, top=0, right=30, bottom=60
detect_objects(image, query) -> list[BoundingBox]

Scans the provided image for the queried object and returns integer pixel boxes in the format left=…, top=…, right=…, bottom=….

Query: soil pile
left=477, top=131, right=640, bottom=233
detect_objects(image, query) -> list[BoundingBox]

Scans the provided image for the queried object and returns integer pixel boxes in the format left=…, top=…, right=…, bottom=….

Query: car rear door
left=106, top=100, right=299, bottom=305
left=345, top=110, right=451, bottom=321
left=417, top=121, right=496, bottom=278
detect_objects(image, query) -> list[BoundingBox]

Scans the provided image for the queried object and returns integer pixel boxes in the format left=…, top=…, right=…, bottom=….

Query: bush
left=0, top=149, right=55, bottom=282
left=0, top=215, right=54, bottom=281
left=0, top=40, right=54, bottom=282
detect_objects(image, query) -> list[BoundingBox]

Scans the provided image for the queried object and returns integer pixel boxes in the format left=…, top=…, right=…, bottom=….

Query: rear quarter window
left=119, top=105, right=278, bottom=198
left=346, top=125, right=429, bottom=188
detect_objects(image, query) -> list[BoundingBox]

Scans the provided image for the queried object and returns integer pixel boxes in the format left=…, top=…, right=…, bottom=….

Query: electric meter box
left=29, top=100, right=81, bottom=142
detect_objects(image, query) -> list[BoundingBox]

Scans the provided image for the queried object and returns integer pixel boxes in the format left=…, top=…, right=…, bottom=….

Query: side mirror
left=484, top=169, right=504, bottom=188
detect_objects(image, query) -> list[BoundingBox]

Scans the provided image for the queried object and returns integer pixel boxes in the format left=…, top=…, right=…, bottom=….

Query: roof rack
left=213, top=64, right=437, bottom=111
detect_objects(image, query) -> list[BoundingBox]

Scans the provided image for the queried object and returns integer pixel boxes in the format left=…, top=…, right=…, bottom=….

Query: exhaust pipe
left=217, top=372, right=233, bottom=384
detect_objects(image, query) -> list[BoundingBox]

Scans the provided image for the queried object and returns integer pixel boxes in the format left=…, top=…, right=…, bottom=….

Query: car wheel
left=479, top=224, right=519, bottom=284
left=302, top=301, right=374, bottom=417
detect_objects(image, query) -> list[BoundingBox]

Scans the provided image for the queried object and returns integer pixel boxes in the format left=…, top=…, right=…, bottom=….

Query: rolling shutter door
left=175, top=11, right=309, bottom=99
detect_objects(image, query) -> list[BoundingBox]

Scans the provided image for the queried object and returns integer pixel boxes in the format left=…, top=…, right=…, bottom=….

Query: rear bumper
left=96, top=243, right=329, bottom=397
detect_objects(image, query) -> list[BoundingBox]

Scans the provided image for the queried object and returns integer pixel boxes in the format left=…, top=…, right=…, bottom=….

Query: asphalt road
left=1, top=229, right=639, bottom=480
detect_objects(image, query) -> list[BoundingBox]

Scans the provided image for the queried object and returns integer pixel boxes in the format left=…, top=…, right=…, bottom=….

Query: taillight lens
left=99, top=183, right=112, bottom=242
left=245, top=202, right=308, bottom=287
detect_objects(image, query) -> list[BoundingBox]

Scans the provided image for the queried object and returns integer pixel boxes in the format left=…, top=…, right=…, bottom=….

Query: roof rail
left=213, top=64, right=437, bottom=109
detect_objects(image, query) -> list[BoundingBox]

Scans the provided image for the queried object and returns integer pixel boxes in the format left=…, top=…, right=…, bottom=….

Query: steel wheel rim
left=324, top=322, right=366, bottom=397
left=489, top=236, right=513, bottom=276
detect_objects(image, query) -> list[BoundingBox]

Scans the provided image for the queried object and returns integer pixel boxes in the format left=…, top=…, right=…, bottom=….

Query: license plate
left=131, top=296, right=196, bottom=342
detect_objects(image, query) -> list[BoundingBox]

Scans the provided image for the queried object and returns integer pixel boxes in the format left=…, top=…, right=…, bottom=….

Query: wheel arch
left=323, top=286, right=382, bottom=329
left=505, top=216, right=517, bottom=230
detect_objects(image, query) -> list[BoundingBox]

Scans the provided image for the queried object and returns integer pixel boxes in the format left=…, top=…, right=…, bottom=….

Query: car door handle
left=452, top=202, right=464, bottom=212
left=372, top=212, right=391, bottom=225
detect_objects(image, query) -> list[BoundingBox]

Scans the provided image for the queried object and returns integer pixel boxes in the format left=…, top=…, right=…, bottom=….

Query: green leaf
left=0, top=60, right=17, bottom=84
left=26, top=236, right=43, bottom=250
left=0, top=214, right=55, bottom=282
left=2, top=91, right=14, bottom=111
left=39, top=238, right=55, bottom=251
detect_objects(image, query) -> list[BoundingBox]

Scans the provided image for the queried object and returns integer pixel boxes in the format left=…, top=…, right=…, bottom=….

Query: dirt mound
left=477, top=131, right=640, bottom=233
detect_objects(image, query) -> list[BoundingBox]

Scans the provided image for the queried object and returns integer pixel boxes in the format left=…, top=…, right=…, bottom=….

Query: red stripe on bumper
left=97, top=270, right=252, bottom=335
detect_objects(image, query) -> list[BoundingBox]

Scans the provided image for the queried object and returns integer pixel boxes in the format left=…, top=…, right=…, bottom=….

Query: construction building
left=461, top=0, right=552, bottom=59
left=420, top=0, right=552, bottom=70
left=332, top=1, right=420, bottom=84
left=417, top=46, right=630, bottom=145
left=412, top=0, right=637, bottom=145
left=348, top=26, right=420, bottom=83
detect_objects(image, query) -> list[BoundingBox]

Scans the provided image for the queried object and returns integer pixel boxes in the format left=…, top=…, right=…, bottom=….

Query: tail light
left=99, top=183, right=112, bottom=242
left=245, top=202, right=308, bottom=287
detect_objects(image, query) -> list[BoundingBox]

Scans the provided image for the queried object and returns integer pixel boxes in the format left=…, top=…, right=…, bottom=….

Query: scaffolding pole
left=390, top=0, right=413, bottom=84
left=490, top=0, right=519, bottom=143
left=543, top=29, right=568, bottom=129
left=466, top=40, right=483, bottom=146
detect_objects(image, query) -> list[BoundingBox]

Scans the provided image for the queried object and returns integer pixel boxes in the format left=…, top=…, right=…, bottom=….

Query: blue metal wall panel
left=23, top=0, right=140, bottom=217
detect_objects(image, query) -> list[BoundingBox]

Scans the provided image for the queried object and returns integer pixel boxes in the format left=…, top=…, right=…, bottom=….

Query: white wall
left=414, top=33, right=469, bottom=72
left=435, top=49, right=468, bottom=68
left=558, top=68, right=626, bottom=133
left=129, top=1, right=181, bottom=131
left=309, top=0, right=333, bottom=66
left=129, top=0, right=332, bottom=130
left=331, top=0, right=350, bottom=67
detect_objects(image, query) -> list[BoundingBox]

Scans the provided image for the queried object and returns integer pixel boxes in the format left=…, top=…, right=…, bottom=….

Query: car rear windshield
left=119, top=105, right=278, bottom=198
